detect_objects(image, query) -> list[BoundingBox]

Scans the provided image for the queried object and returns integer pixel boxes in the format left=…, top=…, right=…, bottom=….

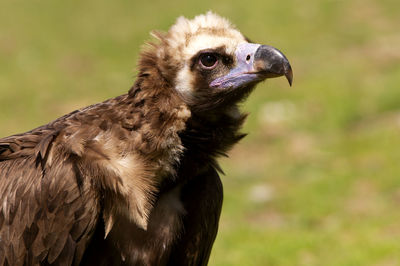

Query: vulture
left=0, top=12, right=292, bottom=265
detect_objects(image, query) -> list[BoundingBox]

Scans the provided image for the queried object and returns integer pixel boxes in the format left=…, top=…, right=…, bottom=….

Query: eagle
left=0, top=12, right=292, bottom=265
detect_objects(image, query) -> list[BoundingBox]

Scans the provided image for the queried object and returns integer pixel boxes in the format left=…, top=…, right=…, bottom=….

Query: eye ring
left=199, top=53, right=219, bottom=69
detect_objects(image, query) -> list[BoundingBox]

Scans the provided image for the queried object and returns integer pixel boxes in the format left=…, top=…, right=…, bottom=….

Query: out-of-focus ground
left=1, top=0, right=400, bottom=265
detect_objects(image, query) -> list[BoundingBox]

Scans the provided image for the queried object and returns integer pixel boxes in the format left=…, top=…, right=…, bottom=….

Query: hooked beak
left=210, top=43, right=293, bottom=89
left=254, top=45, right=293, bottom=86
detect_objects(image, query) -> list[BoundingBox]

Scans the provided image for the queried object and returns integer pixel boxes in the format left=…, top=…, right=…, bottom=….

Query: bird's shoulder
left=0, top=89, right=192, bottom=234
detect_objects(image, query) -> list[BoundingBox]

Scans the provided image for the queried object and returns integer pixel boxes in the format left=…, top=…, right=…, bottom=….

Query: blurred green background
left=1, top=0, right=400, bottom=265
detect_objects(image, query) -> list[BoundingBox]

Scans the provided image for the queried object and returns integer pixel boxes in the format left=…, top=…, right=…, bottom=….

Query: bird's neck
left=177, top=106, right=247, bottom=176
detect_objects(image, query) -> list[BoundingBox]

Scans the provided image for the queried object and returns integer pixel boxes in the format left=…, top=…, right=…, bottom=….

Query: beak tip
left=285, top=68, right=293, bottom=87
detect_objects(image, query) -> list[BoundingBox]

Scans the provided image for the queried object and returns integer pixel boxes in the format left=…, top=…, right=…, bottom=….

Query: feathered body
left=0, top=12, right=292, bottom=265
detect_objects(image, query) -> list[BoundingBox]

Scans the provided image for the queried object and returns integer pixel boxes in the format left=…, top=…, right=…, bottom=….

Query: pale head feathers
left=166, top=11, right=245, bottom=56
left=151, top=12, right=247, bottom=94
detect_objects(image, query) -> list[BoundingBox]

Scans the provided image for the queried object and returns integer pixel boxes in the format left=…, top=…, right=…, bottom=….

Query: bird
left=0, top=12, right=292, bottom=265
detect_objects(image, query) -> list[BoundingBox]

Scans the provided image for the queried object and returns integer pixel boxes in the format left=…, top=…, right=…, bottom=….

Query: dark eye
left=199, top=53, right=218, bottom=69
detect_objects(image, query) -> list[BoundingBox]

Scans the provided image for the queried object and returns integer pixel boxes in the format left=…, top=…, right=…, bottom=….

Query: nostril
left=246, top=54, right=251, bottom=61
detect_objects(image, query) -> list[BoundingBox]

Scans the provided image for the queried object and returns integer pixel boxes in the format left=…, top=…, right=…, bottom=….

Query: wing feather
left=0, top=130, right=100, bottom=265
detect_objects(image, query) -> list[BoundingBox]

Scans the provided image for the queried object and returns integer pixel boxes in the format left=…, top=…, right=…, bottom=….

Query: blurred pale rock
left=258, top=101, right=296, bottom=136
left=248, top=184, right=274, bottom=203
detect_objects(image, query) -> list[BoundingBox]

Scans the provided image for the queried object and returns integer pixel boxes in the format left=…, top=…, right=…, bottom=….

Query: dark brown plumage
left=0, top=12, right=292, bottom=265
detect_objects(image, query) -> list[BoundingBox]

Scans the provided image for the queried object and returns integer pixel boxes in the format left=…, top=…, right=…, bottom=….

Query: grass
left=1, top=0, right=400, bottom=265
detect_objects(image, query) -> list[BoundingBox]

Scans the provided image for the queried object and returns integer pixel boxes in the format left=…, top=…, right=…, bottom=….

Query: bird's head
left=141, top=12, right=292, bottom=112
